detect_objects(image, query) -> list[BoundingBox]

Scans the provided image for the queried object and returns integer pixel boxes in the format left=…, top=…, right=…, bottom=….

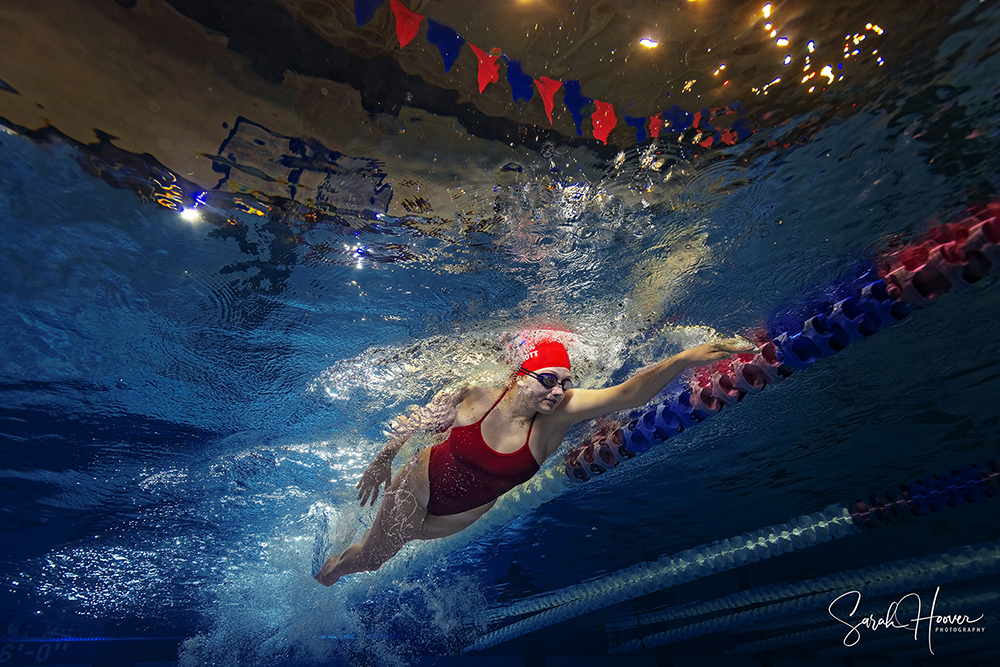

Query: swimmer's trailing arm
left=358, top=388, right=466, bottom=505
left=564, top=207, right=1000, bottom=482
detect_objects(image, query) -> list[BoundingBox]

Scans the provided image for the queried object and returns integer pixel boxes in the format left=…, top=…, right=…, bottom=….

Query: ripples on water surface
left=2, top=0, right=1000, bottom=664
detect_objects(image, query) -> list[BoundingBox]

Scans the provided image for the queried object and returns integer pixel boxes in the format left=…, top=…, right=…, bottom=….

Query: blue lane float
left=564, top=210, right=1000, bottom=482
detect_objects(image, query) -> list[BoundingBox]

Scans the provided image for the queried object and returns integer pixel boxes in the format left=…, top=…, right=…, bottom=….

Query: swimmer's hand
left=681, top=338, right=758, bottom=367
left=357, top=448, right=395, bottom=507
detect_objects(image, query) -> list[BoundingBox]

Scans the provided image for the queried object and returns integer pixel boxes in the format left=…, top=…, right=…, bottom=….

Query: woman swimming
left=315, top=337, right=753, bottom=585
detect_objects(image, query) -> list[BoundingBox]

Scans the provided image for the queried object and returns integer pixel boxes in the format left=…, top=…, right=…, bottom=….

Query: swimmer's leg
left=315, top=450, right=431, bottom=586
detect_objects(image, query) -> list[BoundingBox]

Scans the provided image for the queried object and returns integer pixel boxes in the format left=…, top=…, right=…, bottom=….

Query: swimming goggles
left=519, top=367, right=573, bottom=391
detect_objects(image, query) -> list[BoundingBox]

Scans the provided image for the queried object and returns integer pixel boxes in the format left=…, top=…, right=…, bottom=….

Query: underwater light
left=180, top=208, right=200, bottom=222
left=639, top=38, right=659, bottom=48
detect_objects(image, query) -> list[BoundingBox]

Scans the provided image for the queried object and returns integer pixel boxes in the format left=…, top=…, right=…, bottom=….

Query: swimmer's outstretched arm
left=556, top=340, right=756, bottom=428
left=356, top=387, right=469, bottom=507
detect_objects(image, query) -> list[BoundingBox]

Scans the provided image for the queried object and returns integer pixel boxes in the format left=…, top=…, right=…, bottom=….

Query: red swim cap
left=519, top=340, right=571, bottom=373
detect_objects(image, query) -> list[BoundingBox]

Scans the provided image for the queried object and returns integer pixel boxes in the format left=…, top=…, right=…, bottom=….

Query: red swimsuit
left=426, top=390, right=540, bottom=516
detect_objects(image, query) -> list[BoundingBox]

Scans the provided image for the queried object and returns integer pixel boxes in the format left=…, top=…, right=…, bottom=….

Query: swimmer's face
left=520, top=366, right=572, bottom=412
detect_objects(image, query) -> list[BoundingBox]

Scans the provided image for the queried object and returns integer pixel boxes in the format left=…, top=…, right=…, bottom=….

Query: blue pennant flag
left=426, top=19, right=466, bottom=72
left=625, top=115, right=647, bottom=143
left=354, top=0, right=384, bottom=27
left=502, top=55, right=534, bottom=108
left=562, top=80, right=593, bottom=136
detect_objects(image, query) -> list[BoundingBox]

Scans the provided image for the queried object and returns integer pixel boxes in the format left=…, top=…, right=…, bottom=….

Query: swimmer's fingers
left=356, top=471, right=375, bottom=506
left=356, top=470, right=391, bottom=507
left=358, top=484, right=381, bottom=507
left=357, top=478, right=378, bottom=506
left=683, top=341, right=756, bottom=366
left=710, top=337, right=758, bottom=354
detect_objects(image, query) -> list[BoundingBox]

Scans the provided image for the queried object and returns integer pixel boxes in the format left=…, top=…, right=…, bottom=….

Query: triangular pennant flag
left=502, top=55, right=534, bottom=107
left=469, top=44, right=500, bottom=93
left=534, top=77, right=562, bottom=124
left=354, top=0, right=384, bottom=27
left=562, top=80, right=593, bottom=136
left=624, top=115, right=647, bottom=143
left=649, top=113, right=663, bottom=139
left=592, top=100, right=617, bottom=144
left=425, top=19, right=465, bottom=72
left=389, top=0, right=423, bottom=48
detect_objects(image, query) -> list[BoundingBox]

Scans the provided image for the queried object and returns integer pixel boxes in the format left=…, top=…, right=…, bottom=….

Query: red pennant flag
left=649, top=114, right=663, bottom=138
left=591, top=100, right=617, bottom=144
left=468, top=44, right=500, bottom=93
left=533, top=77, right=562, bottom=124
left=390, top=0, right=424, bottom=48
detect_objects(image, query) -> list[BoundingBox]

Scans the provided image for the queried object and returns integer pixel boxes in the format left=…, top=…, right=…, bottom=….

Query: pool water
left=1, top=0, right=1000, bottom=665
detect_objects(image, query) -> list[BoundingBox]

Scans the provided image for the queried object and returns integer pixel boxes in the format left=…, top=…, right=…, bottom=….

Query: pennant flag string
left=502, top=55, right=535, bottom=108
left=390, top=0, right=423, bottom=48
left=534, top=77, right=562, bottom=125
left=352, top=1, right=751, bottom=147
left=468, top=44, right=500, bottom=93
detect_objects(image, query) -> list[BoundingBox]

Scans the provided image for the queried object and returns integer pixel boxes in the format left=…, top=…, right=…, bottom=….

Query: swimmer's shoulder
left=460, top=384, right=501, bottom=407
left=453, top=385, right=502, bottom=423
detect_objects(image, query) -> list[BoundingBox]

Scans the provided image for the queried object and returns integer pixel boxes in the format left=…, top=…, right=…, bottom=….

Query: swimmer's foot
left=315, top=543, right=368, bottom=586
left=310, top=503, right=358, bottom=580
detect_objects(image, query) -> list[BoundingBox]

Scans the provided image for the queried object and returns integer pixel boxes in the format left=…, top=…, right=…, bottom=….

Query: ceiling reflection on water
left=0, top=0, right=959, bottom=219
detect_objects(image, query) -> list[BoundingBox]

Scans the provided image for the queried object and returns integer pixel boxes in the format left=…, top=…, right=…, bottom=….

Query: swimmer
left=315, top=337, right=754, bottom=585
